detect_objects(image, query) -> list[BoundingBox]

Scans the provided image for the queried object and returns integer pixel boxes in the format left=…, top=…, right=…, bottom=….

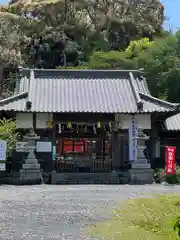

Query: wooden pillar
left=111, top=132, right=121, bottom=170
left=52, top=115, right=56, bottom=171
left=33, top=113, right=36, bottom=131
left=149, top=127, right=160, bottom=168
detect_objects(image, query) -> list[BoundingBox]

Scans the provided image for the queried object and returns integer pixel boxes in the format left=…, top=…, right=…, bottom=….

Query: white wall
left=16, top=113, right=33, bottom=129
left=16, top=113, right=53, bottom=129
left=36, top=113, right=53, bottom=129
left=115, top=114, right=151, bottom=129
left=16, top=113, right=151, bottom=130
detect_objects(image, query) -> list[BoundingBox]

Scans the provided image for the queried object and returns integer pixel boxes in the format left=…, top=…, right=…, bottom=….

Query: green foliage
left=0, top=0, right=179, bottom=104
left=173, top=216, right=180, bottom=238
left=0, top=12, right=26, bottom=66
left=88, top=51, right=135, bottom=69
left=153, top=168, right=165, bottom=183
left=0, top=0, right=165, bottom=68
left=82, top=34, right=180, bottom=102
left=125, top=37, right=154, bottom=58
left=153, top=167, right=180, bottom=184
left=176, top=166, right=180, bottom=183
left=0, top=118, right=19, bottom=154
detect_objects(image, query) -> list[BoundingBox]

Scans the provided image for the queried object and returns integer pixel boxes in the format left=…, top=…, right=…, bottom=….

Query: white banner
left=0, top=163, right=5, bottom=171
left=36, top=141, right=52, bottom=152
left=0, top=140, right=7, bottom=161
left=129, top=115, right=138, bottom=162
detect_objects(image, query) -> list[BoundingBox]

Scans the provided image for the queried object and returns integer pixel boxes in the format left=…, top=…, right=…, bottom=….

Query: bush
left=153, top=168, right=165, bottom=183
left=153, top=167, right=180, bottom=184
left=173, top=216, right=180, bottom=237
left=176, top=166, right=180, bottom=183
left=166, top=174, right=178, bottom=184
left=0, top=118, right=19, bottom=155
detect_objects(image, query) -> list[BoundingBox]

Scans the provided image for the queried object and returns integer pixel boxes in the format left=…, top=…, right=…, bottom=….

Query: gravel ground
left=0, top=184, right=180, bottom=240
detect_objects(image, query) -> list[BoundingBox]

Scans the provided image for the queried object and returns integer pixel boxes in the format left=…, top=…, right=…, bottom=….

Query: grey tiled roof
left=0, top=69, right=179, bottom=114
left=0, top=92, right=27, bottom=111
left=139, top=93, right=179, bottom=113
left=165, top=113, right=180, bottom=131
left=29, top=77, right=137, bottom=113
left=0, top=98, right=27, bottom=111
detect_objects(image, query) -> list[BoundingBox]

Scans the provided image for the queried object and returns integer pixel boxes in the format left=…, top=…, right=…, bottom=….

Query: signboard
left=0, top=140, right=7, bottom=161
left=129, top=115, right=138, bottom=162
left=0, top=163, right=5, bottom=171
left=16, top=142, right=28, bottom=152
left=36, top=141, right=52, bottom=152
left=165, top=146, right=176, bottom=175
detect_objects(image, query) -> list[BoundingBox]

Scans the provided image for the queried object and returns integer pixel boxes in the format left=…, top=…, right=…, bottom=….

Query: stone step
left=51, top=172, right=125, bottom=184
left=131, top=163, right=151, bottom=169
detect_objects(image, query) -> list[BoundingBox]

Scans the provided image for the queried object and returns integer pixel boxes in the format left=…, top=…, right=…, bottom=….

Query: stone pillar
left=20, top=128, right=42, bottom=183
left=150, top=127, right=159, bottom=159
left=128, top=129, right=153, bottom=184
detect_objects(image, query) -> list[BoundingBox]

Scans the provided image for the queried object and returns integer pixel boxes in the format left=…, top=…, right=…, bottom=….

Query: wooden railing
left=92, top=160, right=112, bottom=172
left=56, top=158, right=112, bottom=173
left=56, top=160, right=74, bottom=172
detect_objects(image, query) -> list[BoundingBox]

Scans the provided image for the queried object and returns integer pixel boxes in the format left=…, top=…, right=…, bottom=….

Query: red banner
left=165, top=146, right=176, bottom=175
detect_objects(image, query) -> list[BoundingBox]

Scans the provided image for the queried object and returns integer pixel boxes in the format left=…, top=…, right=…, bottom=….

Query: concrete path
left=0, top=184, right=180, bottom=240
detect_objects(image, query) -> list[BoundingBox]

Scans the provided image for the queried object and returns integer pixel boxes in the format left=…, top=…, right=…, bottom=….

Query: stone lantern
left=20, top=128, right=42, bottom=183
left=132, top=128, right=150, bottom=168
left=129, top=128, right=153, bottom=184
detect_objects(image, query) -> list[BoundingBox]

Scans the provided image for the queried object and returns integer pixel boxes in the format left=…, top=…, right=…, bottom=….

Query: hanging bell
left=67, top=121, right=72, bottom=129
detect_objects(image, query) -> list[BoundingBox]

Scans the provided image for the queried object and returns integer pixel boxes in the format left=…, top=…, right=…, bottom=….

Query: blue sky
left=0, top=0, right=179, bottom=32
left=162, top=0, right=180, bottom=32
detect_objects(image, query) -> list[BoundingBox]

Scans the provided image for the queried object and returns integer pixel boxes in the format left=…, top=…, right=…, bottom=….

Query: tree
left=1, top=0, right=165, bottom=68
left=82, top=34, right=180, bottom=102
left=0, top=11, right=28, bottom=97
left=0, top=118, right=19, bottom=153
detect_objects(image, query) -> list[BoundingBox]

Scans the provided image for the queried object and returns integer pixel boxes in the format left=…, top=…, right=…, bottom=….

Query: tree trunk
left=0, top=65, right=4, bottom=99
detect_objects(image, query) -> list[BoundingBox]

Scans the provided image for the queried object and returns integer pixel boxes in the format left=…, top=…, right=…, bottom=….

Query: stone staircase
left=0, top=171, right=129, bottom=185
left=51, top=171, right=129, bottom=184
left=0, top=172, right=41, bottom=185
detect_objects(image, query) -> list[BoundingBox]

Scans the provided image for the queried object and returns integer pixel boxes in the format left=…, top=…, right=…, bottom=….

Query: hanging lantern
left=67, top=121, right=72, bottom=129
left=97, top=121, right=101, bottom=128
left=47, top=120, right=53, bottom=128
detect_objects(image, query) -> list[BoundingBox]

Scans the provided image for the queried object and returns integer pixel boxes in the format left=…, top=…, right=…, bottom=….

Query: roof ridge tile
left=129, top=72, right=143, bottom=111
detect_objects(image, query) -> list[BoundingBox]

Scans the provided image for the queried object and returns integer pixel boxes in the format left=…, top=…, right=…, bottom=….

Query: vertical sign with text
left=129, top=115, right=137, bottom=162
left=165, top=146, right=176, bottom=175
left=0, top=140, right=7, bottom=171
